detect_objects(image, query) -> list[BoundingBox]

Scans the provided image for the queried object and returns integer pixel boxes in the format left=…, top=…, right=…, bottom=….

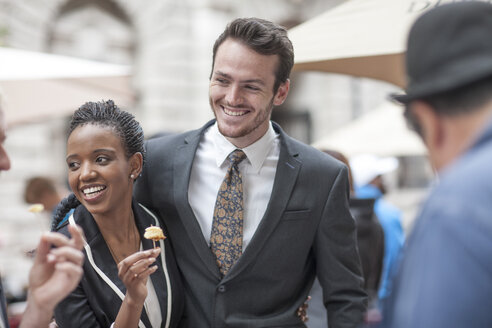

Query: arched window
left=47, top=0, right=134, bottom=65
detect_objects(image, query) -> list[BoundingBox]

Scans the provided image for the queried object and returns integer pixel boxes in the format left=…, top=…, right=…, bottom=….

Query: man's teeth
left=83, top=186, right=105, bottom=195
left=223, top=107, right=246, bottom=116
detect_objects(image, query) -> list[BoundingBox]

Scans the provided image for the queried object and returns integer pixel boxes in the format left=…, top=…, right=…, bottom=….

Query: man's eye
left=245, top=85, right=260, bottom=91
left=216, top=78, right=228, bottom=84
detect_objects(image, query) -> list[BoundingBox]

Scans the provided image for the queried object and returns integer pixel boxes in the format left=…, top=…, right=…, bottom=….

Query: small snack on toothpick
left=28, top=204, right=45, bottom=213
left=144, top=226, right=166, bottom=248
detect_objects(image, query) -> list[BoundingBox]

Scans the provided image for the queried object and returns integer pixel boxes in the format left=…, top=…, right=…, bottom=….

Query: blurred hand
left=20, top=224, right=85, bottom=328
left=28, top=224, right=85, bottom=310
left=118, top=248, right=160, bottom=305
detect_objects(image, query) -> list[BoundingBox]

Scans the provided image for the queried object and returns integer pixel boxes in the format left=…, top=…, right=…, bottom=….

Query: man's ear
left=273, top=79, right=290, bottom=106
left=129, top=152, right=143, bottom=178
left=411, top=100, right=443, bottom=150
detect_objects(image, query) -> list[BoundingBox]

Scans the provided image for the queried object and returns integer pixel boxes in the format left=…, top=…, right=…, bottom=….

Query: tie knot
left=228, top=149, right=246, bottom=166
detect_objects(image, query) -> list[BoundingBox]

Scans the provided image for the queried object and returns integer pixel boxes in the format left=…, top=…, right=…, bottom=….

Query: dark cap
left=392, top=1, right=492, bottom=104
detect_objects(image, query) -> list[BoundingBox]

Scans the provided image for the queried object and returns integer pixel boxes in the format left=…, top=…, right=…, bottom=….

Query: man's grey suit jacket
left=134, top=120, right=367, bottom=328
left=0, top=280, right=9, bottom=328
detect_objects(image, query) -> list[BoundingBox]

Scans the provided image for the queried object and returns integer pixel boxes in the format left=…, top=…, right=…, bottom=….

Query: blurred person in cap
left=350, top=154, right=405, bottom=313
left=0, top=100, right=85, bottom=328
left=381, top=2, right=492, bottom=327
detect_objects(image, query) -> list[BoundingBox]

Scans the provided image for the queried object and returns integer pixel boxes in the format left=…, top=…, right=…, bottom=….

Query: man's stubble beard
left=210, top=96, right=275, bottom=139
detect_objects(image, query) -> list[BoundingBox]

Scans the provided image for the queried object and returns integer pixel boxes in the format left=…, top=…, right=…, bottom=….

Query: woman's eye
left=96, top=156, right=109, bottom=164
left=67, top=162, right=79, bottom=170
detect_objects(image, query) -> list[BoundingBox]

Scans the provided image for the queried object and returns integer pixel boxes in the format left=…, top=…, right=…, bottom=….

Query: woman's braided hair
left=51, top=193, right=80, bottom=231
left=51, top=100, right=145, bottom=231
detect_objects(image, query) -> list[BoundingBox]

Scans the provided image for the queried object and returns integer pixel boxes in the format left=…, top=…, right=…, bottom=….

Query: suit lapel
left=78, top=205, right=154, bottom=328
left=173, top=121, right=222, bottom=280
left=224, top=124, right=302, bottom=282
left=78, top=207, right=125, bottom=294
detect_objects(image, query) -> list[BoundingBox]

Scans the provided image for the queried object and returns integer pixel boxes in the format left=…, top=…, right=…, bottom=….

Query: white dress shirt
left=188, top=122, right=280, bottom=251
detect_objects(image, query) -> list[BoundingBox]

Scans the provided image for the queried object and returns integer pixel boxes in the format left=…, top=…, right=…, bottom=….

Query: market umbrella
left=0, top=47, right=133, bottom=126
left=311, top=101, right=426, bottom=157
left=288, top=0, right=445, bottom=87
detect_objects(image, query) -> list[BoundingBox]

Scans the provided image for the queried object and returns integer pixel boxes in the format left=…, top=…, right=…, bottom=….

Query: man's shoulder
left=145, top=122, right=212, bottom=155
left=440, top=146, right=492, bottom=194
left=145, top=129, right=195, bottom=150
left=278, top=132, right=345, bottom=171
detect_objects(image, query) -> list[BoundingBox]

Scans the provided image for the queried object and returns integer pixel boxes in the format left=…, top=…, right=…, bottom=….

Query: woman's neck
left=93, top=205, right=136, bottom=241
left=93, top=206, right=140, bottom=264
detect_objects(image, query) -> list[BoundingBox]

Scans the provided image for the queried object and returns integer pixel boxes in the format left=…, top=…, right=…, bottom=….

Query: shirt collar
left=210, top=122, right=278, bottom=173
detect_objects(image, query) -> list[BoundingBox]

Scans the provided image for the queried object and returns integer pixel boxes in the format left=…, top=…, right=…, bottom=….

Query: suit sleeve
left=54, top=282, right=103, bottom=328
left=315, top=165, right=367, bottom=327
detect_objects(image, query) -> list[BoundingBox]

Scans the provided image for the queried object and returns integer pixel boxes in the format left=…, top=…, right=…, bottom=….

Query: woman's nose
left=79, top=163, right=96, bottom=181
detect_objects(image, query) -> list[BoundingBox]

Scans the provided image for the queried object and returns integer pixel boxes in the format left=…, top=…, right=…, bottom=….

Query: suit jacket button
left=218, top=285, right=226, bottom=293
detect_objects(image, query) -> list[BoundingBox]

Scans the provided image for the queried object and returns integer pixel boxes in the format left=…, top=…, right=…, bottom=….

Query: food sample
left=28, top=204, right=45, bottom=213
left=144, top=226, right=166, bottom=242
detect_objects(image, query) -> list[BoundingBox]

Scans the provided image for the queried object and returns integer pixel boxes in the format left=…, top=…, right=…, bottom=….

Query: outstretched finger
left=35, top=232, right=71, bottom=265
left=68, top=224, right=85, bottom=250
left=41, top=232, right=71, bottom=248
left=50, top=246, right=85, bottom=267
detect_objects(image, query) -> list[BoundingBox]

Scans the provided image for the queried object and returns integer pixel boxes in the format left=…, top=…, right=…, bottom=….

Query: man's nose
left=225, top=85, right=243, bottom=107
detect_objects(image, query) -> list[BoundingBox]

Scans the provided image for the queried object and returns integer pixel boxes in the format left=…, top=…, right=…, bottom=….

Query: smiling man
left=135, top=17, right=367, bottom=327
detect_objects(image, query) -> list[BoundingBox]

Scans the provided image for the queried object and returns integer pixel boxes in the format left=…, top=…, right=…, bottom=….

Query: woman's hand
left=118, top=248, right=160, bottom=306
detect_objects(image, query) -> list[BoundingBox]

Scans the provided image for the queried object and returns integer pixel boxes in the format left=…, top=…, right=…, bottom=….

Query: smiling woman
left=51, top=100, right=183, bottom=328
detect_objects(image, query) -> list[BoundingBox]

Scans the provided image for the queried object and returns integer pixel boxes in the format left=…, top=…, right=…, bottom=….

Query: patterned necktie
left=210, top=149, right=247, bottom=276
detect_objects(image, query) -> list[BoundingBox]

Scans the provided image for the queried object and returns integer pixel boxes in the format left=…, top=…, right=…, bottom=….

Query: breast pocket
left=282, top=209, right=311, bottom=221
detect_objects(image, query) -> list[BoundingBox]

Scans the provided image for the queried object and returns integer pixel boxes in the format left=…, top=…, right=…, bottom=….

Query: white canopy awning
left=288, top=0, right=448, bottom=87
left=0, top=47, right=134, bottom=127
left=312, top=101, right=426, bottom=158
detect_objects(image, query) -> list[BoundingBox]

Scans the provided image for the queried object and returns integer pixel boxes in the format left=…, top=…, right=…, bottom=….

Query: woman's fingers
left=127, top=265, right=158, bottom=283
left=118, top=248, right=160, bottom=282
left=128, top=257, right=156, bottom=276
left=118, top=248, right=160, bottom=271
